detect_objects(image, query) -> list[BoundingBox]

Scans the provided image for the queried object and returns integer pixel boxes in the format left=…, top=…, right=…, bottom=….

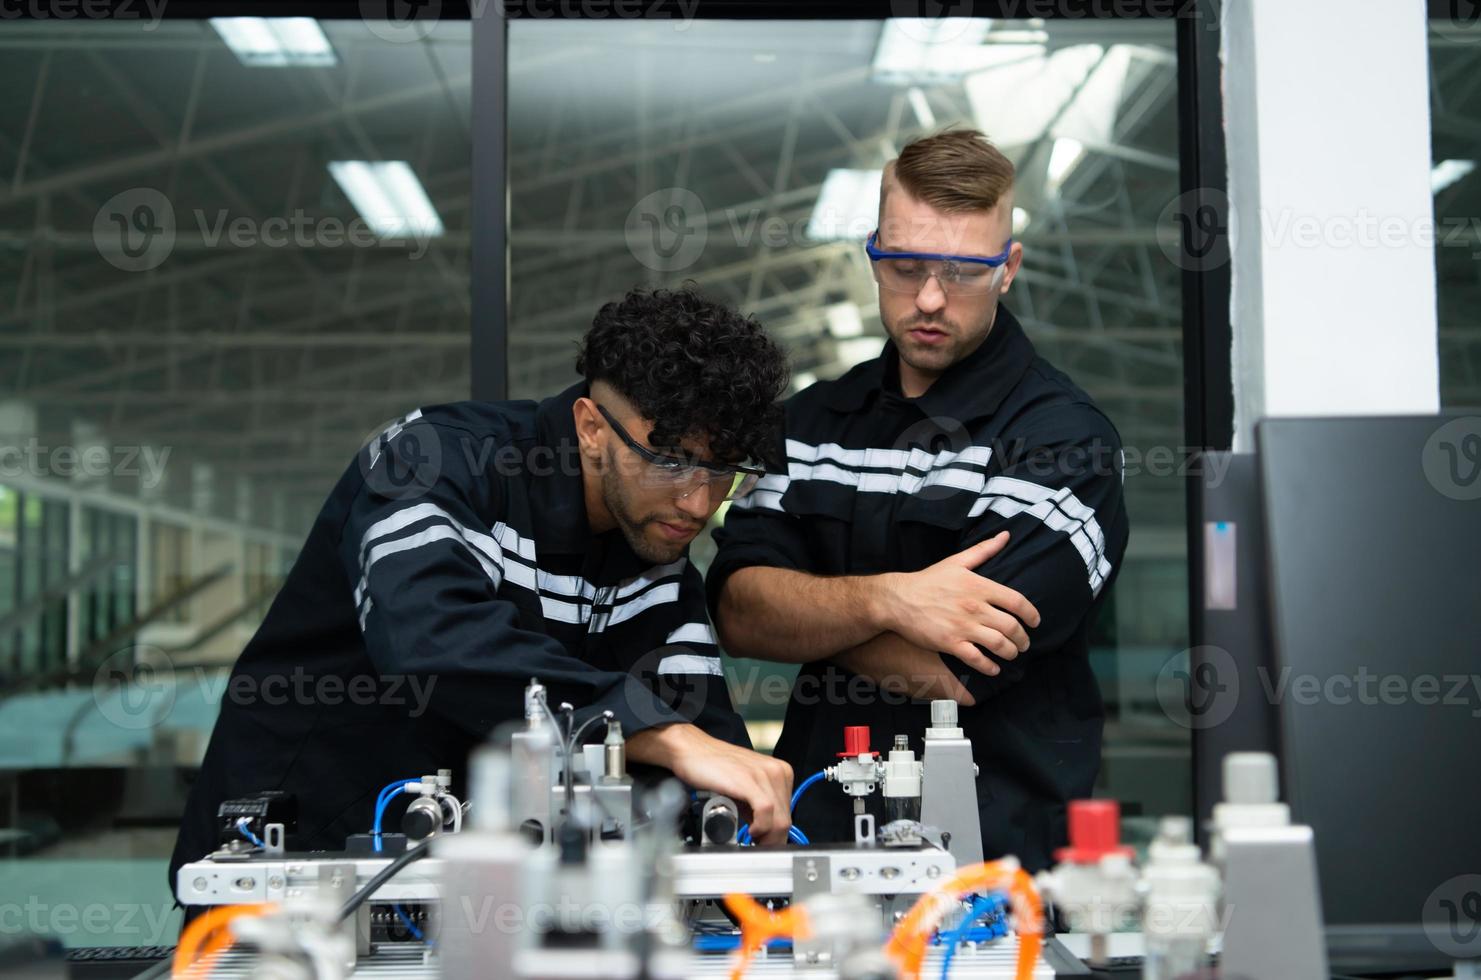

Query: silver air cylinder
left=604, top=719, right=626, bottom=780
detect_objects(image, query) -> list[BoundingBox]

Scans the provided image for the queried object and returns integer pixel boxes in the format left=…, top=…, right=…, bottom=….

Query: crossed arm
left=714, top=532, right=1041, bottom=706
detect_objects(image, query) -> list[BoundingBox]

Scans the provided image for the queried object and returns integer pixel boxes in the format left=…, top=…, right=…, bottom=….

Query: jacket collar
left=821, top=303, right=1038, bottom=420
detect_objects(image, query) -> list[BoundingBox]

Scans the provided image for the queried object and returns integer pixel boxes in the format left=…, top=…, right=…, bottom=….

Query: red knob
left=840, top=725, right=872, bottom=758
left=1054, top=799, right=1134, bottom=864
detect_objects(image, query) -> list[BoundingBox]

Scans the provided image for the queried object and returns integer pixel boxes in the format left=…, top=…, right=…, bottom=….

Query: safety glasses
left=865, top=229, right=1013, bottom=296
left=596, top=404, right=764, bottom=502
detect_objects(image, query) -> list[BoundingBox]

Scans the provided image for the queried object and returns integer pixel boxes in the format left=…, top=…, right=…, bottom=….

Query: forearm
left=625, top=721, right=696, bottom=769
left=716, top=566, right=895, bottom=663
left=832, top=633, right=978, bottom=707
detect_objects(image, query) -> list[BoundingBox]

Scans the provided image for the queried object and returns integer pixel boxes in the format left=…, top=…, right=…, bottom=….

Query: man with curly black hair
left=574, top=286, right=787, bottom=564
left=171, top=286, right=794, bottom=904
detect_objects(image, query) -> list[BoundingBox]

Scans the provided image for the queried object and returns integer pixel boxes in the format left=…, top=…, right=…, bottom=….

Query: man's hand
left=626, top=723, right=794, bottom=844
left=874, top=532, right=1041, bottom=673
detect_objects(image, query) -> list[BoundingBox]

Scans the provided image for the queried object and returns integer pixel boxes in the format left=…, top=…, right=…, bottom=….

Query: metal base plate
left=185, top=936, right=1056, bottom=979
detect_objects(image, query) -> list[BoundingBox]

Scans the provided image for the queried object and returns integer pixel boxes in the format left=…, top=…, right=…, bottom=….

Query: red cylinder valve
left=1054, top=799, right=1135, bottom=864
left=838, top=725, right=873, bottom=758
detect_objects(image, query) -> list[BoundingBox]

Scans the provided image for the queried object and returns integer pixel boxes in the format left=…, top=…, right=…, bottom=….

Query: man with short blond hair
left=709, top=129, right=1129, bottom=870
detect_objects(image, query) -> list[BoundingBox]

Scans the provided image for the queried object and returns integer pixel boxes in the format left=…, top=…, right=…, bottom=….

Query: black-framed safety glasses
left=596, top=403, right=764, bottom=501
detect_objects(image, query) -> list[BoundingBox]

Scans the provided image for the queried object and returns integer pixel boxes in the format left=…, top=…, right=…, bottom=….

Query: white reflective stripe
left=354, top=506, right=690, bottom=631
left=366, top=409, right=424, bottom=469
left=731, top=489, right=785, bottom=512
left=969, top=476, right=1112, bottom=595
left=666, top=622, right=717, bottom=645
left=788, top=439, right=912, bottom=469
left=615, top=559, right=686, bottom=600
left=780, top=441, right=992, bottom=497
left=656, top=654, right=724, bottom=676
left=356, top=502, right=455, bottom=567
left=605, top=581, right=682, bottom=627
left=786, top=440, right=992, bottom=473
left=357, top=524, right=501, bottom=629
left=490, top=521, right=538, bottom=562
left=787, top=460, right=987, bottom=496
left=730, top=473, right=789, bottom=511
left=540, top=595, right=588, bottom=624
left=354, top=506, right=505, bottom=609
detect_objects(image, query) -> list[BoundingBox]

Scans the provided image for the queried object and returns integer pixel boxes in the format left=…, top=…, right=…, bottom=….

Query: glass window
left=0, top=486, right=17, bottom=673
left=0, top=16, right=471, bottom=947
left=1429, top=16, right=1481, bottom=409
left=508, top=18, right=1189, bottom=828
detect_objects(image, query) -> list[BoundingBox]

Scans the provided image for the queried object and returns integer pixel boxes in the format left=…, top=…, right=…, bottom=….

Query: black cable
left=337, top=842, right=432, bottom=922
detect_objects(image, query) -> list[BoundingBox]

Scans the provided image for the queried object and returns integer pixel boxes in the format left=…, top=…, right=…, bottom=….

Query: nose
left=915, top=274, right=947, bottom=314
left=674, top=482, right=713, bottom=520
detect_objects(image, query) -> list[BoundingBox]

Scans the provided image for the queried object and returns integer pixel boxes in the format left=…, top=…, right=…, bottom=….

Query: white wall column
left=1222, top=0, right=1441, bottom=450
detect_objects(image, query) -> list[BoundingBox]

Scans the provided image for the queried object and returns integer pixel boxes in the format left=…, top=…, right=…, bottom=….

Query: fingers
left=981, top=605, right=1030, bottom=653
left=951, top=641, right=1001, bottom=676
left=968, top=624, right=1019, bottom=662
left=981, top=580, right=1041, bottom=629
left=951, top=531, right=1009, bottom=568
left=769, top=757, right=794, bottom=804
left=745, top=784, right=791, bottom=845
left=740, top=757, right=793, bottom=846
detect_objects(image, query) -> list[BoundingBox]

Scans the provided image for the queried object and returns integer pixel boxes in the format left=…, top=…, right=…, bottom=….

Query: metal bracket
left=791, top=855, right=831, bottom=968
left=854, top=813, right=876, bottom=847
left=264, top=822, right=286, bottom=855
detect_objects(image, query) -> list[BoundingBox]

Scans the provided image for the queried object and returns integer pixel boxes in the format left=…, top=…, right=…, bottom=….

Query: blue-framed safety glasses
left=864, top=229, right=1014, bottom=295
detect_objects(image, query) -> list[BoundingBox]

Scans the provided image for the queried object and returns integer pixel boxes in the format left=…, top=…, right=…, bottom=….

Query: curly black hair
left=576, top=286, right=788, bottom=471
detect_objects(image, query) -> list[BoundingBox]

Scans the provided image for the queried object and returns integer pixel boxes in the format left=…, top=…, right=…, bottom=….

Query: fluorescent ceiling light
left=329, top=161, right=445, bottom=238
left=211, top=17, right=336, bottom=67
left=964, top=44, right=1127, bottom=151
left=1432, top=159, right=1476, bottom=194
left=872, top=18, right=993, bottom=86
left=1012, top=207, right=1031, bottom=235
left=1047, top=137, right=1086, bottom=193
left=989, top=29, right=1050, bottom=44
left=807, top=169, right=882, bottom=242
left=825, top=302, right=865, bottom=339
